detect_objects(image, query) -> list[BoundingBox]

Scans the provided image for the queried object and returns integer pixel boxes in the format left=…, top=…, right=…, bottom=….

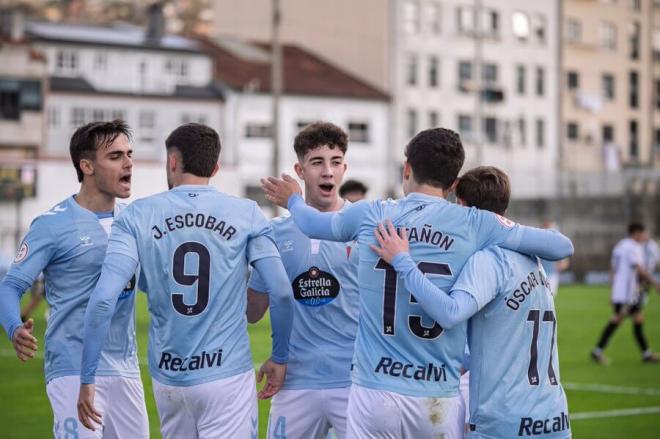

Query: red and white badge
left=14, top=241, right=29, bottom=263
left=496, top=214, right=516, bottom=228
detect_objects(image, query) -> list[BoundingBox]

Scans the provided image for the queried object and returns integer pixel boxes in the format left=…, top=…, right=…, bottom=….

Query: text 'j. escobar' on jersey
left=330, top=193, right=524, bottom=398
left=453, top=247, right=570, bottom=439
left=107, top=185, right=280, bottom=386
left=249, top=206, right=359, bottom=390
left=7, top=196, right=139, bottom=383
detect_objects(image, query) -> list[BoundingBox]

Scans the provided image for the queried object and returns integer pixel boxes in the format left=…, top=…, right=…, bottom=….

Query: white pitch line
left=564, top=382, right=660, bottom=397
left=571, top=406, right=660, bottom=420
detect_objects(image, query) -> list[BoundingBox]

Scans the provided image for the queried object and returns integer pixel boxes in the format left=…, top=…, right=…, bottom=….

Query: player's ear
left=79, top=158, right=94, bottom=178
left=402, top=162, right=411, bottom=181
left=294, top=162, right=304, bottom=179
left=167, top=152, right=177, bottom=173
left=210, top=162, right=220, bottom=177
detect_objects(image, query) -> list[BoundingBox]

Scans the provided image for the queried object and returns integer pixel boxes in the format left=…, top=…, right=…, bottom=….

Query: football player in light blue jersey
left=77, top=123, right=294, bottom=439
left=262, top=128, right=573, bottom=438
left=247, top=122, right=359, bottom=439
left=371, top=166, right=572, bottom=438
left=0, top=120, right=148, bottom=439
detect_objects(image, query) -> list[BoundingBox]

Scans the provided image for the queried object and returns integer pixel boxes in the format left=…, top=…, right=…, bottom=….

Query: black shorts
left=613, top=293, right=647, bottom=315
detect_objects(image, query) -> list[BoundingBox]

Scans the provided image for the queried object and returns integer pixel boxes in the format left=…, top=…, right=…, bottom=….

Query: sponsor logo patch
left=14, top=241, right=29, bottom=263
left=292, top=266, right=340, bottom=306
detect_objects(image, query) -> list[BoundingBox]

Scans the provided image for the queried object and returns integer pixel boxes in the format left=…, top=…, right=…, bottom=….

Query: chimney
left=145, top=2, right=165, bottom=45
left=0, top=7, right=25, bottom=41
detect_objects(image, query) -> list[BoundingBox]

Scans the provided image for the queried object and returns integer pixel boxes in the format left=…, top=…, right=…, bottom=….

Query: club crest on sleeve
left=14, top=241, right=29, bottom=263
left=496, top=214, right=515, bottom=228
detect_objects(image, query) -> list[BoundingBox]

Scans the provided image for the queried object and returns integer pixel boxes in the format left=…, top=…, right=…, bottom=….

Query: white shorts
left=346, top=384, right=464, bottom=439
left=459, top=372, right=470, bottom=435
left=46, top=375, right=148, bottom=439
left=267, top=387, right=349, bottom=439
left=152, top=369, right=257, bottom=439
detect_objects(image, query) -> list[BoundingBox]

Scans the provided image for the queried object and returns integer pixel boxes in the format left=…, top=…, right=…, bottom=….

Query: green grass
left=0, top=285, right=659, bottom=438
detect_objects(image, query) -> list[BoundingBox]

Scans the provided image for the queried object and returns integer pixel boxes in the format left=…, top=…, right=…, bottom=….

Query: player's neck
left=305, top=194, right=344, bottom=212
left=75, top=184, right=115, bottom=213
left=173, top=174, right=211, bottom=187
left=408, top=183, right=447, bottom=199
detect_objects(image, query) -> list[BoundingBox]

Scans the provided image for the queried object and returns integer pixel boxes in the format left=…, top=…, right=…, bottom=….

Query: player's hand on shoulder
left=261, top=174, right=302, bottom=209
left=370, top=220, right=409, bottom=264
left=12, top=318, right=38, bottom=362
left=77, top=384, right=102, bottom=431
left=256, top=357, right=287, bottom=400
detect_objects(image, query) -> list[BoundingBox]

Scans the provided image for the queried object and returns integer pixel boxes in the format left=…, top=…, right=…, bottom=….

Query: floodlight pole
left=271, top=0, right=283, bottom=215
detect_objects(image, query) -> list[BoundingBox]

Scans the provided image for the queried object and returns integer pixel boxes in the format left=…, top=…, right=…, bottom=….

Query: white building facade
left=391, top=0, right=560, bottom=199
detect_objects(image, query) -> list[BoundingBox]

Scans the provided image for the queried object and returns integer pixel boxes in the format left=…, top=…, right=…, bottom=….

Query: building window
left=428, top=2, right=441, bottom=34
left=629, top=0, right=641, bottom=12
left=245, top=122, right=272, bottom=138
left=428, top=56, right=439, bottom=88
left=165, top=58, right=189, bottom=78
left=482, top=63, right=498, bottom=84
left=532, top=14, right=546, bottom=43
left=484, top=10, right=499, bottom=36
left=245, top=185, right=269, bottom=207
left=535, top=67, right=545, bottom=96
left=483, top=117, right=498, bottom=143
left=566, top=18, right=582, bottom=44
left=403, top=0, right=420, bottom=33
left=629, top=119, right=638, bottom=158
left=348, top=122, right=370, bottom=143
left=656, top=79, right=660, bottom=109
left=600, top=21, right=617, bottom=50
left=536, top=118, right=545, bottom=148
left=406, top=54, right=418, bottom=86
left=0, top=87, right=19, bottom=120
left=94, top=52, right=108, bottom=71
left=181, top=113, right=206, bottom=125
left=629, top=71, right=639, bottom=108
left=629, top=21, right=640, bottom=60
left=429, top=111, right=439, bottom=128
left=55, top=50, right=78, bottom=73
left=602, top=73, right=615, bottom=100
left=518, top=117, right=526, bottom=147
left=512, top=11, right=530, bottom=41
left=567, top=71, right=579, bottom=90
left=602, top=124, right=614, bottom=143
left=138, top=110, right=156, bottom=143
left=567, top=122, right=579, bottom=141
left=458, top=61, right=472, bottom=81
left=71, top=107, right=85, bottom=127
left=407, top=109, right=418, bottom=138
left=516, top=65, right=526, bottom=94
left=48, top=106, right=59, bottom=128
left=458, top=114, right=473, bottom=135
left=296, top=120, right=314, bottom=130
left=457, top=6, right=475, bottom=34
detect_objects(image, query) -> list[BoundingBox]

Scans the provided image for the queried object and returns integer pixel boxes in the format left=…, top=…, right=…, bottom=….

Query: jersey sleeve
left=106, top=209, right=139, bottom=262
left=630, top=244, right=644, bottom=268
left=247, top=203, right=280, bottom=265
left=472, top=209, right=573, bottom=261
left=452, top=248, right=508, bottom=311
left=7, top=216, right=56, bottom=285
left=330, top=200, right=372, bottom=241
left=247, top=268, right=268, bottom=294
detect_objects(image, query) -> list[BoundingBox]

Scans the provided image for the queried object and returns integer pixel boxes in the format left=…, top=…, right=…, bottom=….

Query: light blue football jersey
left=248, top=207, right=359, bottom=390
left=330, top=193, right=523, bottom=397
left=453, top=247, right=570, bottom=439
left=107, top=185, right=279, bottom=386
left=7, top=196, right=139, bottom=383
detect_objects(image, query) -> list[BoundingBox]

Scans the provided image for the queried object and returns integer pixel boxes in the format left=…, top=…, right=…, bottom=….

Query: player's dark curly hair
left=165, top=123, right=221, bottom=177
left=69, top=119, right=132, bottom=182
left=456, top=166, right=511, bottom=215
left=293, top=122, right=348, bottom=160
left=404, top=128, right=464, bottom=190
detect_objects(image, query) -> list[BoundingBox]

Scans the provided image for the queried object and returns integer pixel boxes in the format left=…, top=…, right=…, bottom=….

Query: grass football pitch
left=0, top=284, right=659, bottom=438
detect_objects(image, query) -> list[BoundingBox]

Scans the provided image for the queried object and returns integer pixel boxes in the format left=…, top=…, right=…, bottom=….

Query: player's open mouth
left=119, top=174, right=132, bottom=186
left=319, top=183, right=334, bottom=195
